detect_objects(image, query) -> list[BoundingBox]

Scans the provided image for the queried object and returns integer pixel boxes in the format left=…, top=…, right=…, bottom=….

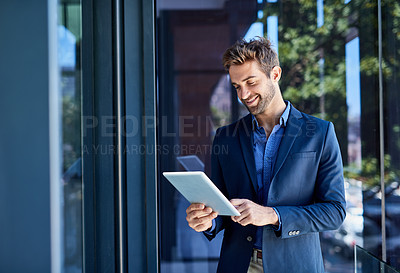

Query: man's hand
left=230, top=199, right=278, bottom=227
left=186, top=203, right=218, bottom=232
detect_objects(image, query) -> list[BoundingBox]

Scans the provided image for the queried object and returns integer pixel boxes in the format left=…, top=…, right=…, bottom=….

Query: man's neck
left=254, top=94, right=286, bottom=134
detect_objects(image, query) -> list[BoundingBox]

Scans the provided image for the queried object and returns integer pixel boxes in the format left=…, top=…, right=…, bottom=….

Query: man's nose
left=238, top=88, right=250, bottom=100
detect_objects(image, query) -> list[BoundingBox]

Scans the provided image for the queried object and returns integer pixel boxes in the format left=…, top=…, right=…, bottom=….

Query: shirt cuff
left=203, top=219, right=216, bottom=235
left=272, top=207, right=282, bottom=231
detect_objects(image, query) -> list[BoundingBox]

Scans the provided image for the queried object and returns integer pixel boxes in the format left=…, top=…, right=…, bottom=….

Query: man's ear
left=270, top=66, right=282, bottom=82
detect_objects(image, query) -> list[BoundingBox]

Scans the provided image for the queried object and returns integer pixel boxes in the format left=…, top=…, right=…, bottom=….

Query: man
left=186, top=37, right=346, bottom=273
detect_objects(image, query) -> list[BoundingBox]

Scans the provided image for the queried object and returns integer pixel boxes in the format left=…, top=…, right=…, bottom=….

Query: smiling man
left=185, top=37, right=346, bottom=273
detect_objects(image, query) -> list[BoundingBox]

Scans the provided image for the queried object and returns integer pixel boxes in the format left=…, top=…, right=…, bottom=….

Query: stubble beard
left=244, top=82, right=276, bottom=116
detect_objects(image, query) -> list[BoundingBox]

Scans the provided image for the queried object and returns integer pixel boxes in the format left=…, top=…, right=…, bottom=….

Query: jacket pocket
left=290, top=151, right=316, bottom=159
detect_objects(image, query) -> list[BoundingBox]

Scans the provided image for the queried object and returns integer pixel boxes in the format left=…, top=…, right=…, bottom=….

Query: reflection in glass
left=355, top=245, right=400, bottom=273
left=382, top=0, right=400, bottom=268
left=157, top=0, right=400, bottom=272
left=346, top=37, right=361, bottom=172
left=273, top=0, right=400, bottom=271
left=267, top=16, right=278, bottom=54
left=210, top=75, right=232, bottom=128
left=244, top=22, right=264, bottom=41
left=156, top=1, right=260, bottom=272
left=317, top=0, right=324, bottom=28
left=268, top=0, right=380, bottom=272
left=59, top=1, right=83, bottom=272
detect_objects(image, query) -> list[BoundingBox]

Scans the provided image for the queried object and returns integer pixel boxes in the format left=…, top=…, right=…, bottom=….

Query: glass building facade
left=0, top=0, right=399, bottom=272
left=156, top=0, right=400, bottom=272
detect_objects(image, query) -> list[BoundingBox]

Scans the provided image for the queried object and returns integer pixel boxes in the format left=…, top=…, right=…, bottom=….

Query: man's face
left=229, top=60, right=277, bottom=116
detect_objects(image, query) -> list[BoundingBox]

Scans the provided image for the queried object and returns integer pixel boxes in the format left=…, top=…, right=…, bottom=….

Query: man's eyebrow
left=231, top=76, right=257, bottom=85
left=242, top=76, right=256, bottom=82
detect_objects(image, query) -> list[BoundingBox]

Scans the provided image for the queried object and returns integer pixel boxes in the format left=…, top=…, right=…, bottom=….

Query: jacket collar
left=273, top=106, right=303, bottom=177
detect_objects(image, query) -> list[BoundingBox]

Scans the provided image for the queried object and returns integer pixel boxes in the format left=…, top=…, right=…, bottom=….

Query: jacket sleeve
left=274, top=122, right=346, bottom=239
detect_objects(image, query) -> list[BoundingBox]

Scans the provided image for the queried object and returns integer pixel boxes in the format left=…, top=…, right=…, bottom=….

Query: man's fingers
left=186, top=204, right=213, bottom=215
left=188, top=212, right=218, bottom=231
left=191, top=221, right=213, bottom=232
left=231, top=199, right=253, bottom=212
left=185, top=203, right=218, bottom=231
left=185, top=203, right=219, bottom=232
left=232, top=208, right=248, bottom=223
left=237, top=216, right=251, bottom=226
left=187, top=207, right=213, bottom=220
left=230, top=199, right=245, bottom=206
left=231, top=211, right=252, bottom=226
left=186, top=203, right=205, bottom=214
left=187, top=211, right=218, bottom=224
left=189, top=214, right=213, bottom=227
left=186, top=203, right=210, bottom=221
left=194, top=224, right=210, bottom=232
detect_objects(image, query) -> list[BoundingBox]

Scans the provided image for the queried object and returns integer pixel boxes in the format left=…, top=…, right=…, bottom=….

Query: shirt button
left=288, top=231, right=293, bottom=236
left=247, top=236, right=253, bottom=242
left=295, top=231, right=300, bottom=235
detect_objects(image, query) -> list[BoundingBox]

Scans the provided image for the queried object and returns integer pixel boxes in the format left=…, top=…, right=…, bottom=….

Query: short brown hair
left=222, top=37, right=279, bottom=78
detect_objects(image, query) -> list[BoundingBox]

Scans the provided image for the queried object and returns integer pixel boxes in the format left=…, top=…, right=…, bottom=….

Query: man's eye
left=248, top=82, right=255, bottom=85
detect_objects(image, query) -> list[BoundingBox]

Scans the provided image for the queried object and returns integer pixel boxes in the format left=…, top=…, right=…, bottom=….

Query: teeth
left=247, top=96, right=257, bottom=104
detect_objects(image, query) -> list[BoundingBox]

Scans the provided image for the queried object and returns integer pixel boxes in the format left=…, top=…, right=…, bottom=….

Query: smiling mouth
left=245, top=96, right=258, bottom=106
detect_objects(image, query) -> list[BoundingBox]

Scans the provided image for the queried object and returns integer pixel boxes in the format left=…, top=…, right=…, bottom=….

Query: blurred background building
left=0, top=0, right=399, bottom=272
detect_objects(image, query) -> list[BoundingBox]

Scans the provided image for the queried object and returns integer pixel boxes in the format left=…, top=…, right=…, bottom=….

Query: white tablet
left=163, top=171, right=240, bottom=216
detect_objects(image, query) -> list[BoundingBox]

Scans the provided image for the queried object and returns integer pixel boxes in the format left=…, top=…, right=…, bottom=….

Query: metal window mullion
left=377, top=0, right=386, bottom=262
left=142, top=0, right=159, bottom=272
left=114, top=0, right=126, bottom=271
left=49, top=0, right=62, bottom=271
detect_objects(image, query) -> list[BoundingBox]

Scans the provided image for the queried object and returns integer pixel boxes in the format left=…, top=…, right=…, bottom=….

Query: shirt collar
left=252, top=101, right=291, bottom=130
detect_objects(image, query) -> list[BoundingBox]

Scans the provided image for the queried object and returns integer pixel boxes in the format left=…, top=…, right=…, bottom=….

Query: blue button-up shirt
left=253, top=101, right=291, bottom=249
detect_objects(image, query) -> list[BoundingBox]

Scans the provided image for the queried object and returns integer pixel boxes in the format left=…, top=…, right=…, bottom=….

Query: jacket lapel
left=238, top=114, right=258, bottom=192
left=273, top=106, right=303, bottom=177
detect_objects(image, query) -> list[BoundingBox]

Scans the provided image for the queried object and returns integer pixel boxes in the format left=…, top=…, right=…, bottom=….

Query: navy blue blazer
left=205, top=106, right=346, bottom=273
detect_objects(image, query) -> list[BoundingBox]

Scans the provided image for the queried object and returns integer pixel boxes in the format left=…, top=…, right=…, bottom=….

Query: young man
left=186, top=37, right=346, bottom=273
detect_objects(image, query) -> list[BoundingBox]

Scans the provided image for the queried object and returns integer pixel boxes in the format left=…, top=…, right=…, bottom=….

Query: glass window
left=58, top=1, right=83, bottom=272
left=382, top=0, right=400, bottom=268
left=156, top=1, right=261, bottom=271
left=156, top=0, right=400, bottom=272
left=275, top=0, right=382, bottom=271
